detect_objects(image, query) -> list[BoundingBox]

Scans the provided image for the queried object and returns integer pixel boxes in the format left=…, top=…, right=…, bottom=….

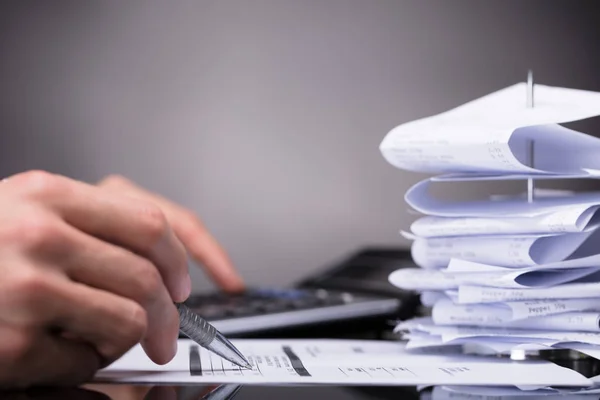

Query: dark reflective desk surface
left=5, top=383, right=598, bottom=400
left=1, top=385, right=419, bottom=400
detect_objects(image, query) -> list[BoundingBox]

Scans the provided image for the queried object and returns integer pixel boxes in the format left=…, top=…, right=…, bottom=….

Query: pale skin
left=0, top=171, right=244, bottom=389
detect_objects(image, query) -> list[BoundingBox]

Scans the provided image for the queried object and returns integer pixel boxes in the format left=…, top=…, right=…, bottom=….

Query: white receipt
left=496, top=298, right=600, bottom=320
left=388, top=266, right=599, bottom=291
left=421, top=291, right=450, bottom=307
left=95, top=339, right=591, bottom=387
left=396, top=318, right=600, bottom=355
left=403, top=333, right=560, bottom=354
left=447, top=254, right=600, bottom=274
left=405, top=179, right=600, bottom=218
left=410, top=205, right=600, bottom=238
left=410, top=231, right=594, bottom=269
left=406, top=320, right=600, bottom=346
left=433, top=385, right=600, bottom=398
left=456, top=281, right=600, bottom=304
left=431, top=298, right=600, bottom=332
left=379, top=83, right=600, bottom=176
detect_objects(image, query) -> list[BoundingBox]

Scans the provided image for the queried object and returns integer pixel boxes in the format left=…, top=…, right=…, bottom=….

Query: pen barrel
left=175, top=303, right=217, bottom=346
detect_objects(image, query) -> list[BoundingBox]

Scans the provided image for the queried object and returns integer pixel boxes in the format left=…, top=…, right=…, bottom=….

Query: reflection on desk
left=3, top=384, right=419, bottom=400
left=6, top=384, right=597, bottom=400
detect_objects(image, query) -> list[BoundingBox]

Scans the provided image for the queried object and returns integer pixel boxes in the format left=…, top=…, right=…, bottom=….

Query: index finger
left=98, top=175, right=245, bottom=292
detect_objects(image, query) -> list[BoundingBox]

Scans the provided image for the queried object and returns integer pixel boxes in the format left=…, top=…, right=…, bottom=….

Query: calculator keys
left=259, top=301, right=289, bottom=313
left=185, top=289, right=357, bottom=321
left=229, top=306, right=256, bottom=317
left=250, top=288, right=308, bottom=299
left=288, top=297, right=320, bottom=309
left=341, top=293, right=354, bottom=303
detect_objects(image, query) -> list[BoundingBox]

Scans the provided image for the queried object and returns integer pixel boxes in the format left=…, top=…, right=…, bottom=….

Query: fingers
left=56, top=282, right=151, bottom=366
left=28, top=335, right=101, bottom=387
left=177, top=217, right=244, bottom=292
left=0, top=325, right=101, bottom=389
left=61, top=231, right=180, bottom=364
left=38, top=222, right=180, bottom=364
left=6, top=171, right=190, bottom=302
left=98, top=175, right=245, bottom=292
left=0, top=267, right=158, bottom=365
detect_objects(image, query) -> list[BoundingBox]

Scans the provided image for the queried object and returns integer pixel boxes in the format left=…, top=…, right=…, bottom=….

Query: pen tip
left=243, top=362, right=252, bottom=370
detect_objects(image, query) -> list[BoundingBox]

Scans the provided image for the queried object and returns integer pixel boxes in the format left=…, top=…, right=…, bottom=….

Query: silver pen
left=175, top=303, right=252, bottom=369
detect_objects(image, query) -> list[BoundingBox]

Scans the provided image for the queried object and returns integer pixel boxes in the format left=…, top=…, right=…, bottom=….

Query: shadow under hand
left=0, top=387, right=112, bottom=400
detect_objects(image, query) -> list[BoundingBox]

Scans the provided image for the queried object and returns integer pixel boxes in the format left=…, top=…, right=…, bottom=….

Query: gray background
left=1, top=1, right=599, bottom=292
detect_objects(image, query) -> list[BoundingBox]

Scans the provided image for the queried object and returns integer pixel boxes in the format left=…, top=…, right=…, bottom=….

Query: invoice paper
left=94, top=339, right=591, bottom=387
left=455, top=281, right=600, bottom=304
left=379, top=83, right=600, bottom=176
left=408, top=229, right=599, bottom=269
left=431, top=298, right=600, bottom=332
left=400, top=319, right=600, bottom=346
left=433, top=385, right=600, bottom=398
left=410, top=204, right=600, bottom=237
left=405, top=179, right=600, bottom=218
left=388, top=265, right=599, bottom=291
left=436, top=297, right=600, bottom=320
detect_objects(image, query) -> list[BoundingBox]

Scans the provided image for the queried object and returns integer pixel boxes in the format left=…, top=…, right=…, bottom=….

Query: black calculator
left=183, top=248, right=419, bottom=338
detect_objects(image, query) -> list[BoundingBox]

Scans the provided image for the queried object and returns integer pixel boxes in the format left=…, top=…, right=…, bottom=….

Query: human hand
left=96, top=175, right=244, bottom=293
left=0, top=171, right=192, bottom=388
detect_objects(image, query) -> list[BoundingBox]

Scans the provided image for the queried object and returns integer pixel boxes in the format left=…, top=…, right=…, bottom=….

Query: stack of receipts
left=379, top=82, right=600, bottom=355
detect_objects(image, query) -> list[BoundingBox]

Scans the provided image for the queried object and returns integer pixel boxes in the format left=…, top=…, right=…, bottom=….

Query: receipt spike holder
left=526, top=70, right=535, bottom=203
left=507, top=73, right=600, bottom=371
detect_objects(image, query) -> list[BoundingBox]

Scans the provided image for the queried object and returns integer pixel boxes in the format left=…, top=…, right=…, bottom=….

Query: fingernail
left=180, top=274, right=192, bottom=300
left=171, top=338, right=178, bottom=359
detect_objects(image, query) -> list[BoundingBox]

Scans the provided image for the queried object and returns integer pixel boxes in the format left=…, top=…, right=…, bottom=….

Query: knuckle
left=17, top=170, right=62, bottom=198
left=12, top=215, right=64, bottom=253
left=135, top=262, right=163, bottom=302
left=100, top=305, right=147, bottom=363
left=0, top=329, right=35, bottom=365
left=126, top=304, right=149, bottom=340
left=9, top=270, right=53, bottom=307
left=100, top=174, right=130, bottom=187
left=0, top=269, right=55, bottom=327
left=139, top=204, right=169, bottom=247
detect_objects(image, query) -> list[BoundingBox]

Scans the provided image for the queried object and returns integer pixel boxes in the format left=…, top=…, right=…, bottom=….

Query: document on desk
left=94, top=339, right=591, bottom=387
